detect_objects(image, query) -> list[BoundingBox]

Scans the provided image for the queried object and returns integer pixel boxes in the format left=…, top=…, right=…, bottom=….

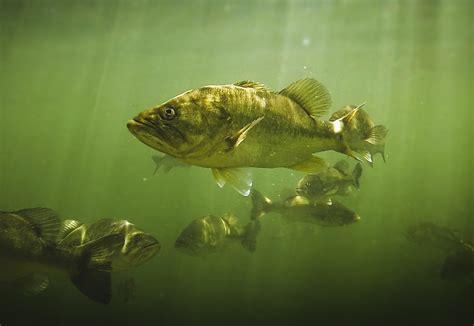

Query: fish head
left=323, top=201, right=360, bottom=226
left=127, top=89, right=230, bottom=159
left=120, top=225, right=160, bottom=267
left=175, top=217, right=215, bottom=256
left=295, top=174, right=327, bottom=199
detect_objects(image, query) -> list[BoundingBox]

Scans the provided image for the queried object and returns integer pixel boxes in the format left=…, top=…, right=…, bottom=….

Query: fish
left=251, top=189, right=360, bottom=227
left=296, top=160, right=363, bottom=202
left=58, top=218, right=160, bottom=271
left=152, top=154, right=190, bottom=174
left=127, top=78, right=387, bottom=195
left=175, top=214, right=261, bottom=256
left=0, top=208, right=124, bottom=304
left=440, top=249, right=474, bottom=281
left=329, top=105, right=388, bottom=164
left=404, top=222, right=470, bottom=252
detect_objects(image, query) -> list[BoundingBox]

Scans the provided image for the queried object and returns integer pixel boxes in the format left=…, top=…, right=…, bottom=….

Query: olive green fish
left=296, top=160, right=363, bottom=203
left=251, top=189, right=360, bottom=227
left=175, top=214, right=261, bottom=256
left=127, top=78, right=387, bottom=195
left=404, top=222, right=472, bottom=252
left=0, top=208, right=123, bottom=304
left=330, top=105, right=388, bottom=164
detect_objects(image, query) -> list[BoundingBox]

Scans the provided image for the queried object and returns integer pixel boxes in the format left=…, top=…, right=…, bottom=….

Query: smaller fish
left=152, top=154, right=190, bottom=174
left=404, top=222, right=470, bottom=252
left=58, top=218, right=160, bottom=271
left=440, top=249, right=474, bottom=281
left=296, top=160, right=363, bottom=202
left=175, top=214, right=261, bottom=256
left=330, top=105, right=388, bottom=164
left=251, top=190, right=360, bottom=227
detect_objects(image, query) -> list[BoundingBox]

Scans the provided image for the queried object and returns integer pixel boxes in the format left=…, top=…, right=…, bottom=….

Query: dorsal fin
left=280, top=78, right=331, bottom=118
left=58, top=219, right=84, bottom=243
left=14, top=208, right=61, bottom=243
left=234, top=80, right=271, bottom=92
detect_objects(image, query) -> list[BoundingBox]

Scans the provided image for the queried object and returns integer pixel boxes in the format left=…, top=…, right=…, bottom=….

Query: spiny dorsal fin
left=234, top=80, right=271, bottom=92
left=279, top=78, right=331, bottom=118
left=58, top=219, right=84, bottom=243
left=14, top=208, right=61, bottom=243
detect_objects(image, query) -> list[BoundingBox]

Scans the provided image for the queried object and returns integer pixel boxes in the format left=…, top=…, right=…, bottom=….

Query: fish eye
left=163, top=107, right=176, bottom=120
left=130, top=234, right=141, bottom=243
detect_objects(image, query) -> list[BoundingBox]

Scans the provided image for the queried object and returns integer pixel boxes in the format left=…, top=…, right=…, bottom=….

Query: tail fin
left=365, top=125, right=389, bottom=163
left=71, top=234, right=124, bottom=304
left=352, top=162, right=363, bottom=189
left=330, top=104, right=388, bottom=164
left=241, top=220, right=261, bottom=252
left=250, top=189, right=272, bottom=220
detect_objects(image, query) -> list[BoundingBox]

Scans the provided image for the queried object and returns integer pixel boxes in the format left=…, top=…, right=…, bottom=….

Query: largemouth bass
left=251, top=189, right=360, bottom=227
left=175, top=214, right=261, bottom=256
left=0, top=208, right=123, bottom=304
left=127, top=78, right=387, bottom=195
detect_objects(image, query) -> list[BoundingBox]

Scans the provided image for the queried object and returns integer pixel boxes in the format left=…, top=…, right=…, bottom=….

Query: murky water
left=1, top=0, right=472, bottom=324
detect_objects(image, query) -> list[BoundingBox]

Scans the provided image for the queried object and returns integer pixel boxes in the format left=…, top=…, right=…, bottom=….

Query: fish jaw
left=127, top=117, right=179, bottom=157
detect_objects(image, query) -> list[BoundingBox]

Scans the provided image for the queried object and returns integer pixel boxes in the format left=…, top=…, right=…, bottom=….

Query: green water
left=1, top=0, right=472, bottom=324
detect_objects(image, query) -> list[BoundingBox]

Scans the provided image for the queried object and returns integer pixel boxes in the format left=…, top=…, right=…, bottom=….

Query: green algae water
left=1, top=0, right=472, bottom=325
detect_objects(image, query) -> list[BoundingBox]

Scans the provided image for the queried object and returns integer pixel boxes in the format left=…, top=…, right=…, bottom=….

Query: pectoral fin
left=289, top=156, right=329, bottom=173
left=224, top=116, right=264, bottom=151
left=211, top=168, right=253, bottom=196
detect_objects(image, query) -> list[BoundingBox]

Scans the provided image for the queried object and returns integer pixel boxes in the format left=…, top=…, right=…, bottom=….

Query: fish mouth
left=127, top=118, right=164, bottom=136
left=127, top=117, right=175, bottom=151
left=144, top=241, right=160, bottom=250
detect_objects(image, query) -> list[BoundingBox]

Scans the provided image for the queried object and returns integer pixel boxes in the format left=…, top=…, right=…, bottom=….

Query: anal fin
left=289, top=156, right=329, bottom=173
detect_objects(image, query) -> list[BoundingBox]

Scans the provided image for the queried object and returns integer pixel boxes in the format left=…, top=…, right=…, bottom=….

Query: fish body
left=251, top=190, right=360, bottom=227
left=0, top=209, right=123, bottom=304
left=0, top=210, right=71, bottom=283
left=128, top=79, right=387, bottom=195
left=440, top=249, right=474, bottom=281
left=405, top=222, right=470, bottom=252
left=175, top=214, right=261, bottom=256
left=58, top=218, right=160, bottom=271
left=296, top=160, right=363, bottom=202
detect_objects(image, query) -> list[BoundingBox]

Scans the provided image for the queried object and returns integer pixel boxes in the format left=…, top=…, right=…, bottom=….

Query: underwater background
left=0, top=0, right=472, bottom=325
